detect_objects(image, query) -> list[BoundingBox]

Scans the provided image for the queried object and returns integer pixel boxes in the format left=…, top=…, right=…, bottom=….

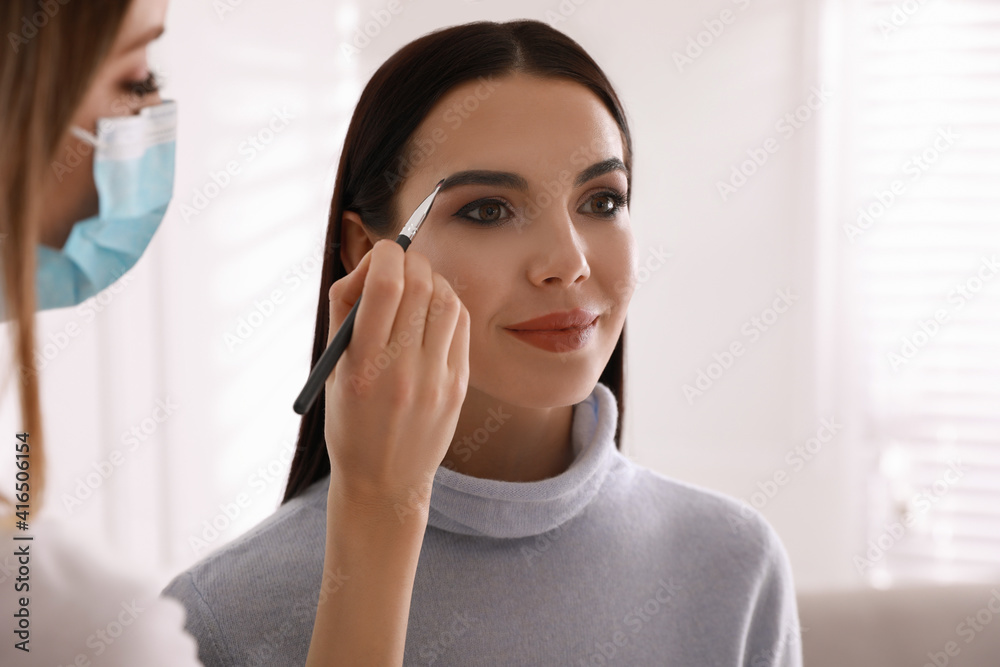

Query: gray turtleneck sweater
left=162, top=382, right=804, bottom=666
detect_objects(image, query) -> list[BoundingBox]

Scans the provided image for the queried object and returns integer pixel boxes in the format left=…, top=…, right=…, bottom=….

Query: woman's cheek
left=623, top=228, right=640, bottom=301
left=601, top=236, right=638, bottom=310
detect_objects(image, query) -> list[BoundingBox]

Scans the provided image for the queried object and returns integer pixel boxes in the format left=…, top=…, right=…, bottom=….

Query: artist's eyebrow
left=438, top=157, right=628, bottom=193
left=114, top=24, right=166, bottom=57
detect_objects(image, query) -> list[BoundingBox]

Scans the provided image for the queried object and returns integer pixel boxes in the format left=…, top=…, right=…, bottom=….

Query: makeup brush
left=293, top=178, right=445, bottom=415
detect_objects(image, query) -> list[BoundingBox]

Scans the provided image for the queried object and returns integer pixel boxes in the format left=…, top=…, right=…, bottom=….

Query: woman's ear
left=339, top=210, right=375, bottom=273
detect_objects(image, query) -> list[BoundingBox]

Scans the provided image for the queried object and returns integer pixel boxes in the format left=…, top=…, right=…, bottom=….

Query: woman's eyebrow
left=575, top=157, right=628, bottom=188
left=438, top=157, right=628, bottom=193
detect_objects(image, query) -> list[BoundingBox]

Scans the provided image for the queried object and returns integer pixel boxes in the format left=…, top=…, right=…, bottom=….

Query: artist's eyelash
left=454, top=189, right=629, bottom=226
left=122, top=69, right=160, bottom=98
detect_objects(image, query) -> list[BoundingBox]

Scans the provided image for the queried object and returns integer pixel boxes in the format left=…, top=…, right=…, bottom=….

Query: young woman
left=1, top=0, right=200, bottom=663
left=164, top=19, right=804, bottom=666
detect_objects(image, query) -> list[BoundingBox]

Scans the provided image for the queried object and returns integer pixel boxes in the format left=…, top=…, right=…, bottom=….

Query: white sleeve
left=0, top=517, right=202, bottom=666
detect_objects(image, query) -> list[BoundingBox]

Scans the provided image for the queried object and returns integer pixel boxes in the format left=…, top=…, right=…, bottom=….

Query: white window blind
left=841, top=0, right=1000, bottom=586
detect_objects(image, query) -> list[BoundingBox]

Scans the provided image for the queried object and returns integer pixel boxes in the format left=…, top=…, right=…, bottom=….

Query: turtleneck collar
left=426, top=381, right=619, bottom=539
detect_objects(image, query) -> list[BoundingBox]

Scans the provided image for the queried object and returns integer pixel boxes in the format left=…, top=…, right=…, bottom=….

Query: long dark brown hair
left=282, top=19, right=632, bottom=503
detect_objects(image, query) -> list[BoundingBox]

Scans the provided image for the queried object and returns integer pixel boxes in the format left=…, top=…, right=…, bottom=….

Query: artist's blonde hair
left=0, top=0, right=134, bottom=522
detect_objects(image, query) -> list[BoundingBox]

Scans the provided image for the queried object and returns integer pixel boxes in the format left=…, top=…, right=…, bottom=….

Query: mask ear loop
left=70, top=125, right=101, bottom=148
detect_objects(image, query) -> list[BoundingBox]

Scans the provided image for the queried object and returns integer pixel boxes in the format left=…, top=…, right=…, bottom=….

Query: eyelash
left=121, top=69, right=160, bottom=98
left=454, top=189, right=629, bottom=226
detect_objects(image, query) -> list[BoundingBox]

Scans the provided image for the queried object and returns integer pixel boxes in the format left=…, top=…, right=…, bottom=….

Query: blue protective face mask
left=34, top=99, right=177, bottom=311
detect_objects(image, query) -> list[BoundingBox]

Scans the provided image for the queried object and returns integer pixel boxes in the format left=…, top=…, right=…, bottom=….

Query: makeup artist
left=0, top=0, right=200, bottom=663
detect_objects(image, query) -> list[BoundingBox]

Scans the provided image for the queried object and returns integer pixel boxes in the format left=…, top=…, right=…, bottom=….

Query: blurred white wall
left=2, top=0, right=868, bottom=593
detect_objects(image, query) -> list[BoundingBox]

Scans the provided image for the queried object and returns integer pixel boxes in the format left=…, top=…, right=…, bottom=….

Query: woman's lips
left=503, top=316, right=598, bottom=353
left=505, top=307, right=597, bottom=331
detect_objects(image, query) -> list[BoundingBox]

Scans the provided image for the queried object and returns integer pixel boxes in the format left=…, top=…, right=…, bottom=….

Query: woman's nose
left=526, top=207, right=591, bottom=286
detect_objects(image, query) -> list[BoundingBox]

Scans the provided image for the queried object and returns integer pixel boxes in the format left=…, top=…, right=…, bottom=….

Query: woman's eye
left=454, top=189, right=628, bottom=226
left=580, top=190, right=628, bottom=217
left=455, top=198, right=512, bottom=225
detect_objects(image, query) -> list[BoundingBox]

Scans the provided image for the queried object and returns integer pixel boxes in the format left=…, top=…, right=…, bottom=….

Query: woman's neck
left=441, top=386, right=576, bottom=482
